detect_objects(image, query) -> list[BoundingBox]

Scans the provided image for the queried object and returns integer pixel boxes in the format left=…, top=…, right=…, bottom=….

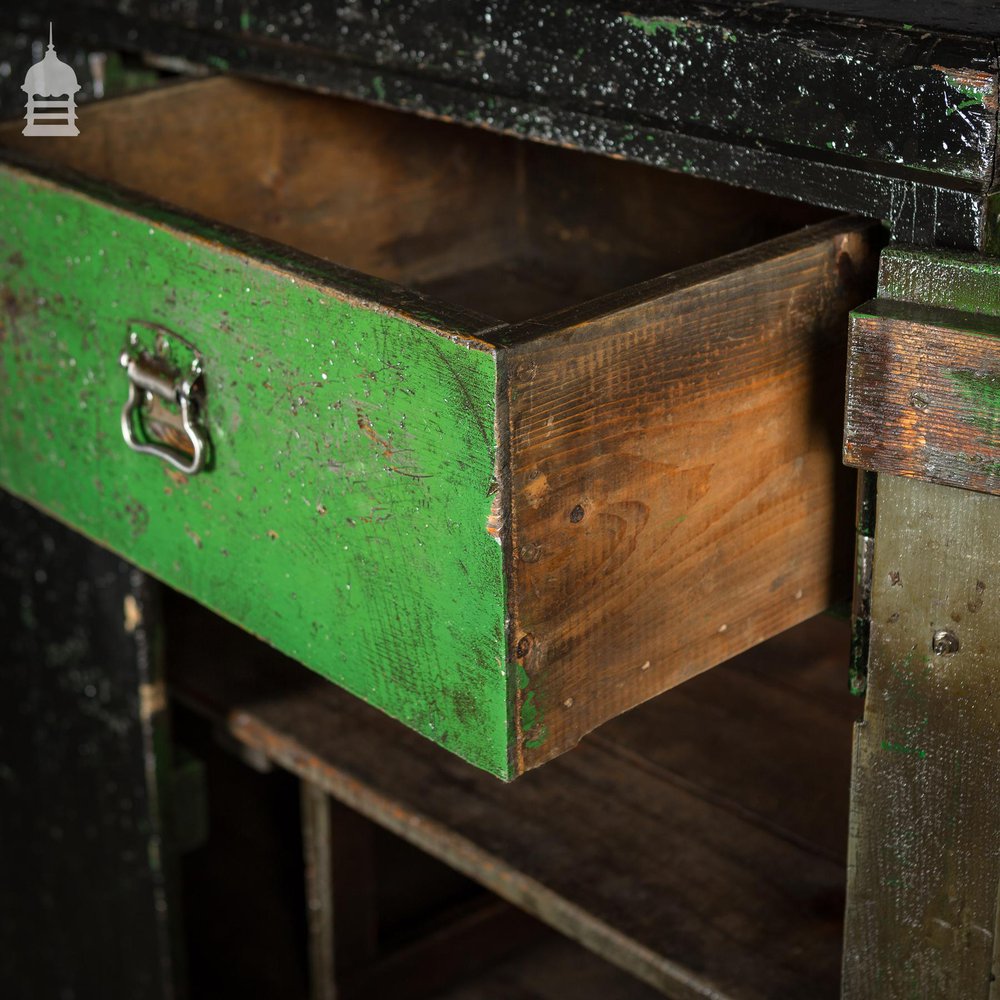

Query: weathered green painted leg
left=843, top=474, right=1000, bottom=998
left=0, top=491, right=182, bottom=999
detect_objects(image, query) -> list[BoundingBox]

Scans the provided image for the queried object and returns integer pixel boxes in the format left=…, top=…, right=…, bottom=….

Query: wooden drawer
left=0, top=76, right=881, bottom=778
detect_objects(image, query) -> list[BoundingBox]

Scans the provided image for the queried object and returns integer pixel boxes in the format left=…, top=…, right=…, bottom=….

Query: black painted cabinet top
left=739, top=0, right=998, bottom=38
left=3, top=2, right=998, bottom=249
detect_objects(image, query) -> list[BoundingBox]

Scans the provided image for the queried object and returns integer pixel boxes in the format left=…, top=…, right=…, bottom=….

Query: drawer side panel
left=505, top=218, right=883, bottom=772
left=0, top=168, right=510, bottom=777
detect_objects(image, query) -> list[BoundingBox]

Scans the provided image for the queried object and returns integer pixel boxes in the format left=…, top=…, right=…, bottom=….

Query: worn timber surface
left=843, top=475, right=1000, bottom=999
left=0, top=492, right=178, bottom=1000
left=435, top=934, right=665, bottom=999
left=845, top=247, right=1000, bottom=496
left=169, top=590, right=860, bottom=1000
left=0, top=158, right=511, bottom=777
left=505, top=217, right=881, bottom=768
left=2, top=1, right=997, bottom=247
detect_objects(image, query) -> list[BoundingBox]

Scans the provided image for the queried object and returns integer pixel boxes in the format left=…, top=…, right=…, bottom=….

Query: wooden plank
left=0, top=76, right=526, bottom=293
left=434, top=933, right=665, bottom=1000
left=0, top=491, right=179, bottom=999
left=846, top=247, right=1000, bottom=498
left=503, top=216, right=882, bottom=769
left=301, top=784, right=341, bottom=1000
left=845, top=298, right=1000, bottom=495
left=2, top=75, right=830, bottom=327
left=342, top=897, right=545, bottom=1000
left=300, top=785, right=379, bottom=1000
left=842, top=474, right=1000, bottom=998
left=168, top=591, right=859, bottom=1000
left=0, top=153, right=511, bottom=776
left=591, top=611, right=856, bottom=864
left=4, top=1, right=996, bottom=247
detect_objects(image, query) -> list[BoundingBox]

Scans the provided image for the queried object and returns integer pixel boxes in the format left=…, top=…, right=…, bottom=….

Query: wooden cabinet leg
left=843, top=474, right=1000, bottom=998
left=0, top=491, right=181, bottom=999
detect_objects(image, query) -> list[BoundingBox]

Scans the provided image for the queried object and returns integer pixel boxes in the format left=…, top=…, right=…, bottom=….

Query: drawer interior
left=1, top=76, right=827, bottom=324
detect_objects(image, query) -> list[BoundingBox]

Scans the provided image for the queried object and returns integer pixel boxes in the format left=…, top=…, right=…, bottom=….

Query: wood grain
left=845, top=299, right=1000, bottom=495
left=0, top=76, right=523, bottom=291
left=503, top=217, right=882, bottom=770
left=0, top=76, right=828, bottom=326
left=842, top=475, right=1000, bottom=998
left=169, top=591, right=860, bottom=1000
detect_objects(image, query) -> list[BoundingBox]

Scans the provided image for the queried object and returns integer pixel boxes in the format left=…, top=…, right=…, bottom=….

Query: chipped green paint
left=0, top=165, right=514, bottom=778
left=622, top=14, right=686, bottom=39
left=371, top=75, right=386, bottom=101
left=944, top=76, right=987, bottom=116
left=517, top=663, right=547, bottom=750
left=947, top=369, right=1000, bottom=448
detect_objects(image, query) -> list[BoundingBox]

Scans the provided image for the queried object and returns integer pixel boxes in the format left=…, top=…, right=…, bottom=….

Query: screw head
left=932, top=630, right=960, bottom=656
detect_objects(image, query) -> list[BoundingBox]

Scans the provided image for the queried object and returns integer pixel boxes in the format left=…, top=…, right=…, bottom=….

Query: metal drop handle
left=120, top=324, right=208, bottom=475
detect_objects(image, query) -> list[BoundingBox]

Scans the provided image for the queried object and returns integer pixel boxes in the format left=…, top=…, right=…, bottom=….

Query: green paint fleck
left=372, top=76, right=386, bottom=101
left=944, top=76, right=987, bottom=116
left=206, top=56, right=230, bottom=71
left=623, top=14, right=686, bottom=38
left=517, top=663, right=548, bottom=750
left=948, top=369, right=1000, bottom=449
left=881, top=740, right=927, bottom=759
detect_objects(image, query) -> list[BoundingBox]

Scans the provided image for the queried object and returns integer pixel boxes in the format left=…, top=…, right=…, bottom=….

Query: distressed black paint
left=1, top=1, right=997, bottom=248
left=0, top=492, right=178, bottom=1000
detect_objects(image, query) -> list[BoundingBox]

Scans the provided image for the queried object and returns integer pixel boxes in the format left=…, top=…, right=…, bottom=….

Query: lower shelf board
left=432, top=933, right=665, bottom=1000
left=167, top=595, right=859, bottom=1000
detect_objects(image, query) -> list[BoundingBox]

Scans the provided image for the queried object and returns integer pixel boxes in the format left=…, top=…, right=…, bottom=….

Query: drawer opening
left=0, top=75, right=828, bottom=324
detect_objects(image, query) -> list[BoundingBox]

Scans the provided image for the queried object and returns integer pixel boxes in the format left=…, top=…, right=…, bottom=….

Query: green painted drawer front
left=0, top=77, right=883, bottom=778
left=0, top=165, right=511, bottom=776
